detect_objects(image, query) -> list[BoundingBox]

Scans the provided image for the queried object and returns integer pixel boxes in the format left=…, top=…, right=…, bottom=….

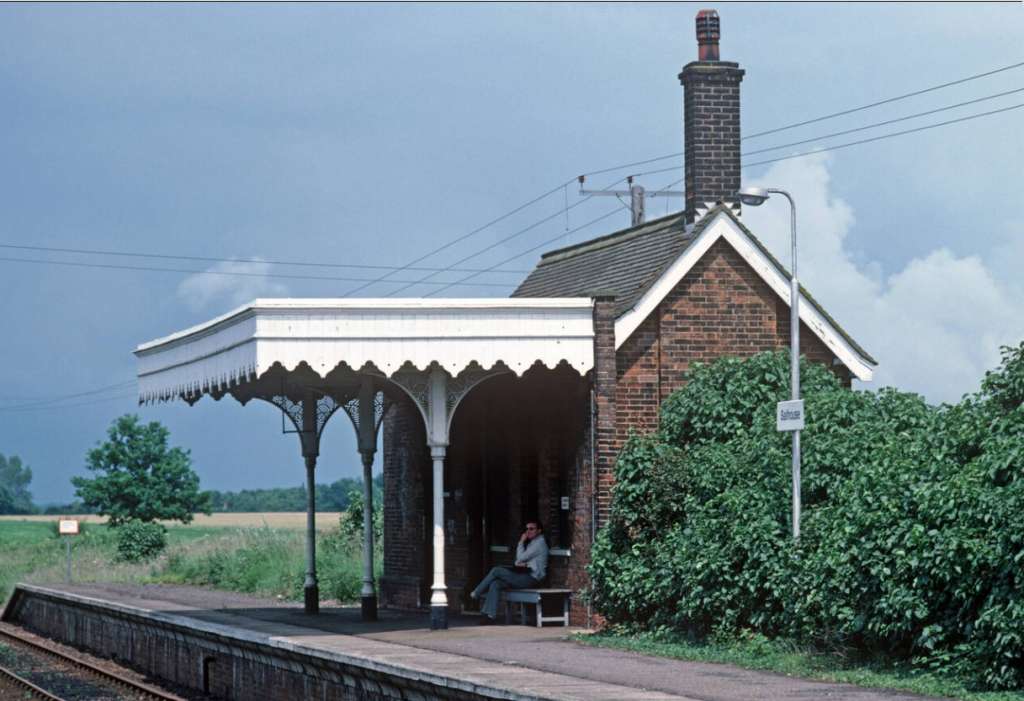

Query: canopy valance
left=135, top=298, right=596, bottom=404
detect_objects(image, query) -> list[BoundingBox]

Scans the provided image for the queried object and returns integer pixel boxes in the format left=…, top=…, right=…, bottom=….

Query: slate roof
left=512, top=205, right=876, bottom=366
left=511, top=210, right=703, bottom=317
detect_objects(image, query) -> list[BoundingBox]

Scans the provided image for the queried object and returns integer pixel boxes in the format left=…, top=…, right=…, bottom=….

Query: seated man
left=470, top=520, right=549, bottom=624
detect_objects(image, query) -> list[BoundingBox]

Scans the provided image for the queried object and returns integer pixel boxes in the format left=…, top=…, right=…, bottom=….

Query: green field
left=0, top=517, right=376, bottom=607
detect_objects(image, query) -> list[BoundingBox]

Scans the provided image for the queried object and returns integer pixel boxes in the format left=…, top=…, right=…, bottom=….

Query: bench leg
left=504, top=599, right=513, bottom=625
left=562, top=595, right=569, bottom=626
left=536, top=601, right=542, bottom=628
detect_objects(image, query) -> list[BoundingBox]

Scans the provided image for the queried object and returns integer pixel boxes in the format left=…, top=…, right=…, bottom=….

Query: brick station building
left=379, top=12, right=876, bottom=625
left=136, top=11, right=875, bottom=630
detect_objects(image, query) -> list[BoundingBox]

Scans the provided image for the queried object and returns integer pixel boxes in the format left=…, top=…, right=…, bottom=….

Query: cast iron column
left=301, top=393, right=320, bottom=614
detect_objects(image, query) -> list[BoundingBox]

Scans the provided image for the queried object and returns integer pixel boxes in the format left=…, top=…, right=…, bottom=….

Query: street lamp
left=736, top=186, right=802, bottom=540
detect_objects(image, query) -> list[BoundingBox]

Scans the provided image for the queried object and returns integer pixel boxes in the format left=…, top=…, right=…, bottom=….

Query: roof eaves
left=717, top=206, right=878, bottom=366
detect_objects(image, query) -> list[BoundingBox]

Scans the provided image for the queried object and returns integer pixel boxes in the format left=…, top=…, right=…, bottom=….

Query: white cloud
left=740, top=152, right=1024, bottom=404
left=176, top=258, right=289, bottom=312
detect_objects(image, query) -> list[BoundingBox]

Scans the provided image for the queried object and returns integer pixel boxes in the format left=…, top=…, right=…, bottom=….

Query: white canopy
left=135, top=298, right=596, bottom=404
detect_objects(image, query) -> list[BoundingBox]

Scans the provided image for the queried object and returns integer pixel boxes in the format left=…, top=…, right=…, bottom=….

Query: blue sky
left=1, top=3, right=1022, bottom=504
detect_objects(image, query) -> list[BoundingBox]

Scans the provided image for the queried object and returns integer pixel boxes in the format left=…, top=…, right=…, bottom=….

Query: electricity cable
left=577, top=62, right=1024, bottom=176
left=625, top=100, right=1024, bottom=178
left=341, top=178, right=577, bottom=296
left=0, top=243, right=529, bottom=275
left=0, top=382, right=136, bottom=412
left=743, top=101, right=1024, bottom=170
left=742, top=86, right=1024, bottom=157
left=424, top=206, right=625, bottom=297
left=384, top=176, right=628, bottom=297
left=0, top=256, right=514, bottom=288
left=745, top=59, right=1024, bottom=140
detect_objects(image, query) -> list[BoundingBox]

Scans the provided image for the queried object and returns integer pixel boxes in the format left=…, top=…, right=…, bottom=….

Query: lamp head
left=736, top=187, right=769, bottom=206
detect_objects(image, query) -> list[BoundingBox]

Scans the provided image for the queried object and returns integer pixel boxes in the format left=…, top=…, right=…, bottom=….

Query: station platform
left=3, top=583, right=947, bottom=701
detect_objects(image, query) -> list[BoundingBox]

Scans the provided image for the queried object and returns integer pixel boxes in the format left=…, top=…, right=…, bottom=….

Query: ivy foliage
left=589, top=346, right=1024, bottom=690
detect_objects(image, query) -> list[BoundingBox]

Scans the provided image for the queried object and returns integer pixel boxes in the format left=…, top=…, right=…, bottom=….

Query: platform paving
left=18, top=583, right=951, bottom=701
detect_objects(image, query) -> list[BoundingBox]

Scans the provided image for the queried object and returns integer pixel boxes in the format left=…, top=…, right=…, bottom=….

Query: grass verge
left=576, top=631, right=1024, bottom=701
left=0, top=518, right=375, bottom=607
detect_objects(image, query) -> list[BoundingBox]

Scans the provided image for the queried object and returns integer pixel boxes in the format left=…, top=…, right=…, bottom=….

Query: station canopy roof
left=135, top=298, right=596, bottom=405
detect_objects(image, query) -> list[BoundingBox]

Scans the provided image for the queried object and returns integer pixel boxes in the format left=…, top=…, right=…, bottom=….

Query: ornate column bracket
left=263, top=391, right=345, bottom=458
left=391, top=363, right=510, bottom=443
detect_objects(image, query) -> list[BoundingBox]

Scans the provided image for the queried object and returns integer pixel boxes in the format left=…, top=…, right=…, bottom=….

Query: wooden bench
left=503, top=589, right=572, bottom=627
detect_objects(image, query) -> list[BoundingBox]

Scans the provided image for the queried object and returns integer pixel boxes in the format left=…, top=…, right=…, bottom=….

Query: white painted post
left=427, top=367, right=449, bottom=630
left=360, top=452, right=376, bottom=617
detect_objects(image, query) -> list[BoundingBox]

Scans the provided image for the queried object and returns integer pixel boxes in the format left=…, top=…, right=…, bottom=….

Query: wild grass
left=0, top=516, right=373, bottom=606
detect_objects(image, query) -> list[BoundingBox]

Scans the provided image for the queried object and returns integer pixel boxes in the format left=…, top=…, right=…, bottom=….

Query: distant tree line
left=205, top=473, right=383, bottom=512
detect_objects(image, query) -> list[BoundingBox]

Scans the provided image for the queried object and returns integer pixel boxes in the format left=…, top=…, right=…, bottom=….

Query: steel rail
left=0, top=662, right=65, bottom=700
left=0, top=623, right=187, bottom=701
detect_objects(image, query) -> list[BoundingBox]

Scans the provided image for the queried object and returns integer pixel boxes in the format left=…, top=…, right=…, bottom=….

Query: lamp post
left=736, top=187, right=802, bottom=540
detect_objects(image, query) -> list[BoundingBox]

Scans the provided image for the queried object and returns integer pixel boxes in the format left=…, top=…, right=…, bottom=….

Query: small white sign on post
left=777, top=399, right=805, bottom=431
left=59, top=519, right=79, bottom=584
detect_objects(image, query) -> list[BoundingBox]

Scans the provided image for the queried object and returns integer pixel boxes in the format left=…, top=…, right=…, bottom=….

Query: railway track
left=0, top=623, right=190, bottom=701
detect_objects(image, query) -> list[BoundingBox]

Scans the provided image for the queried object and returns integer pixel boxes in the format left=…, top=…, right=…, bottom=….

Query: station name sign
left=776, top=399, right=805, bottom=431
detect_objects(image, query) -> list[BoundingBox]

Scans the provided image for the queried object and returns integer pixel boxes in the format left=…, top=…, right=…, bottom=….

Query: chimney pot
left=696, top=9, right=720, bottom=61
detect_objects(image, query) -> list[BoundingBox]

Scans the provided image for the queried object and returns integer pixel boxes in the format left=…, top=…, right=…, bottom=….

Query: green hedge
left=589, top=346, right=1024, bottom=690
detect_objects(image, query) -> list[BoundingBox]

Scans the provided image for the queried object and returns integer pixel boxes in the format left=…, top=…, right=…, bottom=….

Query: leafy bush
left=339, top=488, right=383, bottom=544
left=590, top=346, right=1024, bottom=690
left=116, top=520, right=167, bottom=562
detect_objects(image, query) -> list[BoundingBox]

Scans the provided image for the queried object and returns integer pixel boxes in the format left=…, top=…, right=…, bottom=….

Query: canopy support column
left=301, top=392, right=320, bottom=615
left=428, top=367, right=448, bottom=630
left=359, top=450, right=377, bottom=620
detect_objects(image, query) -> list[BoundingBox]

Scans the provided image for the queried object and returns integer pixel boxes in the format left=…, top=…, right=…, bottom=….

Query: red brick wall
left=614, top=236, right=850, bottom=451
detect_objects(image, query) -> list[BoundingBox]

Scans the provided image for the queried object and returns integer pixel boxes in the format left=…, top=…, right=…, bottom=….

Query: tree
left=72, top=414, right=210, bottom=526
left=0, top=453, right=36, bottom=515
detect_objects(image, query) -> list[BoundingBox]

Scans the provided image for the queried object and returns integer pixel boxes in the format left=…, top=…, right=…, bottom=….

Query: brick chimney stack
left=679, top=9, right=745, bottom=223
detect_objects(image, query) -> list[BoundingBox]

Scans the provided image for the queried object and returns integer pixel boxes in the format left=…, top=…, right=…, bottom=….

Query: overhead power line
left=0, top=381, right=136, bottom=412
left=625, top=99, right=1024, bottom=178
left=385, top=176, right=628, bottom=297
left=745, top=59, right=1024, bottom=140
left=342, top=178, right=577, bottom=296
left=575, top=61, right=1024, bottom=178
left=742, top=86, right=1024, bottom=157
left=0, top=243, right=528, bottom=275
left=0, top=256, right=514, bottom=288
left=743, top=101, right=1024, bottom=170
left=428, top=174, right=688, bottom=297
left=0, top=391, right=139, bottom=413
left=425, top=206, right=625, bottom=297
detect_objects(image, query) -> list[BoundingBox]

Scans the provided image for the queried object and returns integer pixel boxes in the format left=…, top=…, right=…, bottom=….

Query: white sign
left=58, top=519, right=80, bottom=535
left=777, top=400, right=805, bottom=431
left=560, top=496, right=570, bottom=511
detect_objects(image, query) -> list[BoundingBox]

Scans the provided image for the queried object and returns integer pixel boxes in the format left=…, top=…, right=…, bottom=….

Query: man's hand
left=519, top=530, right=529, bottom=544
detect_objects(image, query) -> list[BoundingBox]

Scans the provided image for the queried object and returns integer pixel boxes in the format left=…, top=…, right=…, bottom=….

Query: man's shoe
left=478, top=616, right=495, bottom=626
